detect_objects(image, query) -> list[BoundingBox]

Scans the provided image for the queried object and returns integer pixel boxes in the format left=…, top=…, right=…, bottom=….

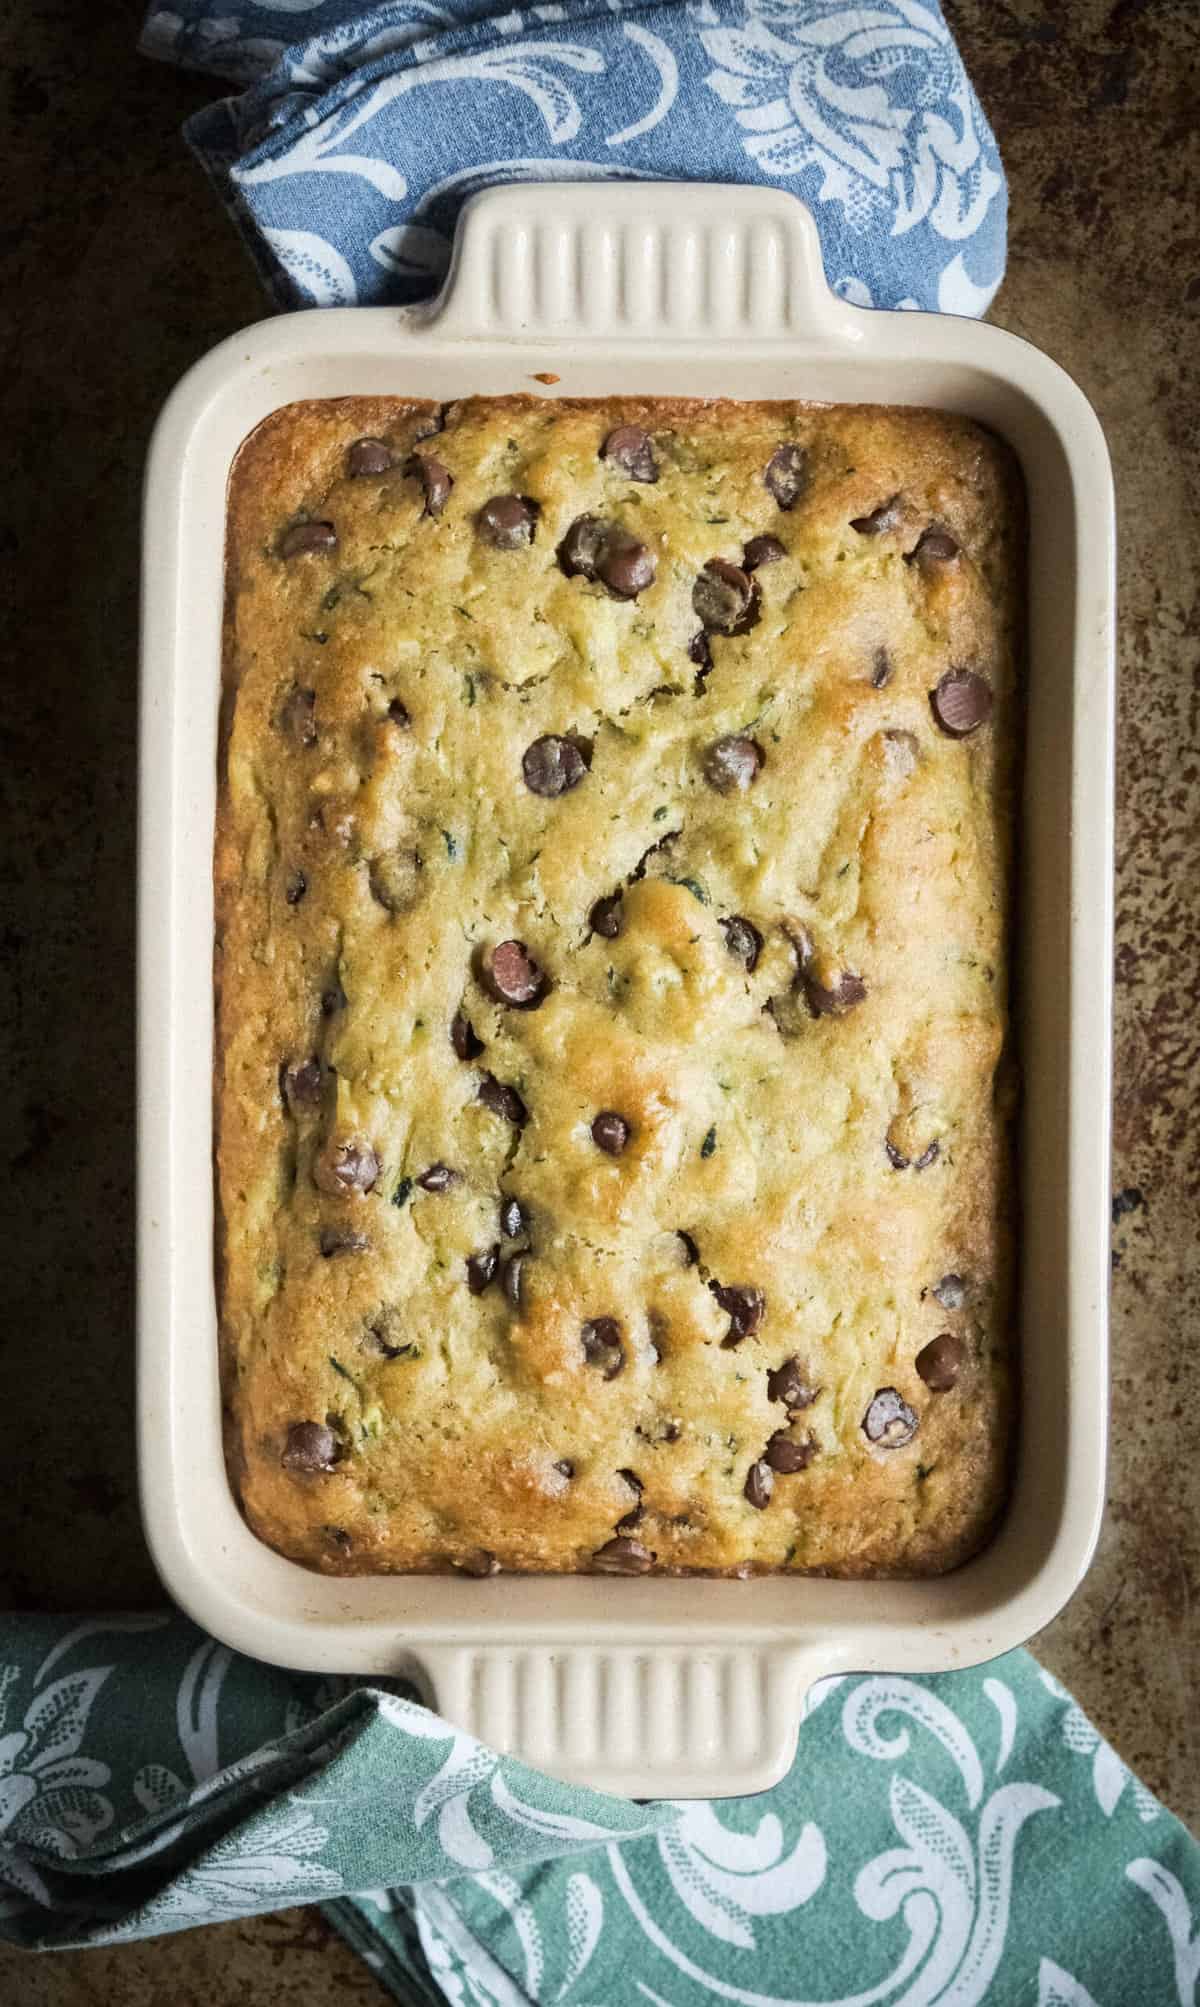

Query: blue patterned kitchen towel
left=140, top=0, right=1006, bottom=314
left=1, top=1612, right=1198, bottom=2005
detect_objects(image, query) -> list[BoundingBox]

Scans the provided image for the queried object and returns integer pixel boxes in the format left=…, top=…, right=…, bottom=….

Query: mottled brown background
left=0, top=0, right=1196, bottom=1997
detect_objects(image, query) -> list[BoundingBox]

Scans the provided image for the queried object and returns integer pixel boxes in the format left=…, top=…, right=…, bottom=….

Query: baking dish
left=139, top=183, right=1114, bottom=1800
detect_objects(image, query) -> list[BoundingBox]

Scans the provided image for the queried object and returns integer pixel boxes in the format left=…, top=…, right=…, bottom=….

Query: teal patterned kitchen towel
left=0, top=1613, right=1196, bottom=2004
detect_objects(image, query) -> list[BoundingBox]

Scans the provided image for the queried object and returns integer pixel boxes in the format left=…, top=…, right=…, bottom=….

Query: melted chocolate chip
left=851, top=495, right=902, bottom=536
left=764, top=1430, right=817, bottom=1473
left=592, top=1535, right=653, bottom=1574
left=764, top=443, right=809, bottom=510
left=930, top=668, right=993, bottom=737
left=282, top=1422, right=340, bottom=1472
left=601, top=424, right=659, bottom=482
left=501, top=1253, right=525, bottom=1309
left=281, top=1058, right=322, bottom=1110
left=347, top=437, right=392, bottom=477
left=743, top=534, right=786, bottom=571
left=862, top=1387, right=919, bottom=1447
left=688, top=630, right=713, bottom=678
left=500, top=1196, right=529, bottom=1239
left=581, top=1317, right=625, bottom=1379
left=803, top=968, right=867, bottom=1017
left=616, top=1467, right=645, bottom=1530
left=279, top=520, right=337, bottom=558
left=710, top=1282, right=765, bottom=1346
left=319, top=1227, right=369, bottom=1258
left=720, top=915, right=762, bottom=971
left=591, top=1111, right=630, bottom=1155
left=280, top=684, right=317, bottom=746
left=906, top=524, right=960, bottom=566
left=914, top=1140, right=940, bottom=1170
left=407, top=452, right=452, bottom=517
left=522, top=734, right=587, bottom=797
left=456, top=1549, right=501, bottom=1577
left=693, top=558, right=759, bottom=635
left=285, top=871, right=308, bottom=906
left=478, top=1074, right=528, bottom=1127
left=932, top=1272, right=968, bottom=1310
left=744, top=1460, right=774, bottom=1509
left=589, top=892, right=623, bottom=938
left=477, top=494, right=538, bottom=548
left=417, top=1163, right=458, bottom=1192
left=451, top=1011, right=483, bottom=1060
left=703, top=735, right=763, bottom=794
left=767, top=1356, right=820, bottom=1411
left=871, top=647, right=894, bottom=689
left=387, top=698, right=411, bottom=728
left=916, top=1332, right=965, bottom=1391
left=676, top=1230, right=699, bottom=1267
left=313, top=1139, right=380, bottom=1196
left=484, top=939, right=548, bottom=1008
left=466, top=1244, right=500, bottom=1294
left=885, top=1140, right=911, bottom=1170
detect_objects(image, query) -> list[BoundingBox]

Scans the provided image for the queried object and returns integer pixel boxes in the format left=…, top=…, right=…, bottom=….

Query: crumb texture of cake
left=216, top=394, right=1022, bottom=1578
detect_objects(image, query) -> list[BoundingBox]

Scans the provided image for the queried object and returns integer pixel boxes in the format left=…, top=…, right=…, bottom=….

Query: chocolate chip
left=916, top=1332, right=965, bottom=1391
left=361, top=1317, right=412, bottom=1361
left=661, top=1420, right=682, bottom=1442
left=764, top=444, right=809, bottom=510
left=282, top=1422, right=339, bottom=1472
left=555, top=1459, right=575, bottom=1479
left=914, top=1140, right=940, bottom=1170
left=693, top=558, right=759, bottom=635
left=413, top=410, right=445, bottom=442
left=477, top=494, right=538, bottom=548
left=466, top=1244, right=500, bottom=1294
left=313, top=1140, right=379, bottom=1196
left=501, top=1253, right=525, bottom=1308
left=602, top=425, right=659, bottom=482
left=618, top=1467, right=644, bottom=1496
left=279, top=520, right=337, bottom=558
left=285, top=871, right=308, bottom=906
left=871, top=647, right=894, bottom=689
left=767, top=1356, right=820, bottom=1411
left=616, top=1468, right=644, bottom=1530
left=930, top=668, right=993, bottom=738
left=281, top=1058, right=322, bottom=1109
left=451, top=1011, right=483, bottom=1060
left=280, top=685, right=317, bottom=746
left=456, top=1549, right=501, bottom=1577
left=710, top=1283, right=765, bottom=1345
left=484, top=939, right=548, bottom=1008
left=589, top=893, right=623, bottom=938
left=803, top=969, right=867, bottom=1017
left=688, top=630, right=713, bottom=677
left=322, top=982, right=347, bottom=1017
left=743, top=534, right=785, bottom=570
left=522, top=734, right=587, bottom=797
left=676, top=1230, right=699, bottom=1266
left=581, top=1317, right=625, bottom=1379
left=500, top=1196, right=528, bottom=1239
left=720, top=915, right=762, bottom=971
left=558, top=515, right=656, bottom=598
left=324, top=1525, right=353, bottom=1554
left=765, top=1430, right=817, bottom=1473
left=863, top=1387, right=919, bottom=1447
left=347, top=437, right=392, bottom=477
left=592, top=1111, right=630, bottom=1155
left=932, top=1272, right=968, bottom=1310
left=906, top=524, right=959, bottom=567
left=703, top=735, right=763, bottom=794
left=592, top=1535, right=653, bottom=1574
left=319, top=1227, right=369, bottom=1258
left=417, top=1163, right=458, bottom=1192
left=744, top=1460, right=774, bottom=1509
left=885, top=1140, right=911, bottom=1170
left=408, top=452, right=452, bottom=517
left=387, top=698, right=411, bottom=728
left=557, top=513, right=608, bottom=579
left=368, top=847, right=422, bottom=914
left=851, top=495, right=902, bottom=535
left=478, top=1074, right=528, bottom=1126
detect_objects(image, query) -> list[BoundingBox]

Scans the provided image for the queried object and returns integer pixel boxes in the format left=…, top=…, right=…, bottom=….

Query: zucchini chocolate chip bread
left=216, top=395, right=1022, bottom=1577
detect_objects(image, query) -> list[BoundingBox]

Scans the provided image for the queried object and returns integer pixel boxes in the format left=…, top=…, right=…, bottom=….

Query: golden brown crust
left=216, top=394, right=1023, bottom=1578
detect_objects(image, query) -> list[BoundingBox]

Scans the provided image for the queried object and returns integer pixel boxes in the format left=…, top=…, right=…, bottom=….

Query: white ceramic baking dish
left=139, top=183, right=1115, bottom=1800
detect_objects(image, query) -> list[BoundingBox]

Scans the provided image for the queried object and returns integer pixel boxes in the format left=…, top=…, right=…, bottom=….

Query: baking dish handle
left=429, top=182, right=864, bottom=347
left=415, top=1640, right=832, bottom=1799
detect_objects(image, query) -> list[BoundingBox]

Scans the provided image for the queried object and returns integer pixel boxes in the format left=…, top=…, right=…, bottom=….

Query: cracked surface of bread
left=216, top=394, right=1023, bottom=1577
